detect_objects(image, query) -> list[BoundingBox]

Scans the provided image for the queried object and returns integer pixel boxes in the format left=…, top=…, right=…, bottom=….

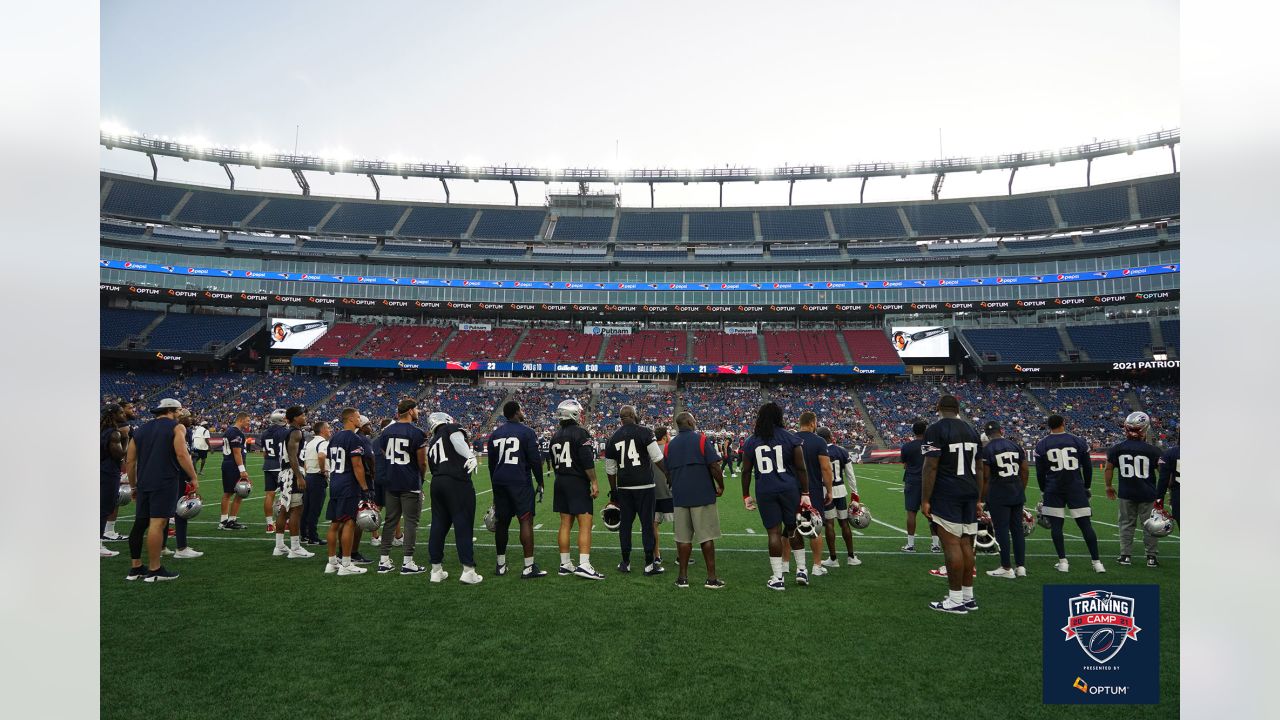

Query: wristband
left=238, top=465, right=247, bottom=472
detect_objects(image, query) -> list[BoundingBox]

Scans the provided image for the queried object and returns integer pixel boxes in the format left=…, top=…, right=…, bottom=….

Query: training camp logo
left=1062, top=590, right=1141, bottom=664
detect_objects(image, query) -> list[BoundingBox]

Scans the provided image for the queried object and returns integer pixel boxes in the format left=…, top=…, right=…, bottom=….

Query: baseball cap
left=983, top=421, right=1001, bottom=435
left=152, top=398, right=183, bottom=414
left=358, top=414, right=372, bottom=427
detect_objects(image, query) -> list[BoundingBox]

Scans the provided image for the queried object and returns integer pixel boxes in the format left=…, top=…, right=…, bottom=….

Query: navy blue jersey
left=796, top=430, right=830, bottom=502
left=665, top=429, right=722, bottom=508
left=900, top=438, right=925, bottom=485
left=827, top=443, right=852, bottom=488
left=359, top=433, right=377, bottom=485
left=427, top=423, right=471, bottom=481
left=1106, top=439, right=1163, bottom=502
left=281, top=427, right=304, bottom=474
left=376, top=422, right=428, bottom=492
left=743, top=428, right=803, bottom=496
left=1033, top=432, right=1093, bottom=494
left=922, top=418, right=982, bottom=502
left=222, top=426, right=245, bottom=468
left=101, top=427, right=122, bottom=474
left=134, top=417, right=183, bottom=491
left=605, top=423, right=659, bottom=489
left=550, top=424, right=595, bottom=480
left=487, top=419, right=543, bottom=487
left=981, top=437, right=1026, bottom=506
left=1156, top=445, right=1180, bottom=499
left=326, top=429, right=368, bottom=496
left=260, top=425, right=290, bottom=473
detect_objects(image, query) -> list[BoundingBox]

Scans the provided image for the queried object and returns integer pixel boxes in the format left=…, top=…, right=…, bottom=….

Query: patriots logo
left=751, top=284, right=761, bottom=290
left=100, top=259, right=110, bottom=267
left=1062, top=590, right=1140, bottom=664
left=717, top=365, right=746, bottom=374
left=1163, top=264, right=1178, bottom=271
left=972, top=278, right=983, bottom=284
left=161, top=265, right=174, bottom=272
left=779, top=365, right=794, bottom=374
left=334, top=276, right=345, bottom=282
left=920, top=443, right=940, bottom=454
left=1031, top=276, right=1043, bottom=282
left=804, top=283, right=814, bottom=289
left=858, top=282, right=868, bottom=288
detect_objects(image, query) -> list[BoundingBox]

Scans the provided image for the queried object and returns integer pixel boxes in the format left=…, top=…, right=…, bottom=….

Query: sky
left=99, top=0, right=1180, bottom=208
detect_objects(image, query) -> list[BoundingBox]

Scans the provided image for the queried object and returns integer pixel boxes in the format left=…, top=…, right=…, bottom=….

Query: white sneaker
left=324, top=561, right=338, bottom=574
left=1055, top=558, right=1070, bottom=573
left=430, top=568, right=450, bottom=583
left=392, top=536, right=404, bottom=547
left=1015, top=566, right=1027, bottom=577
left=102, top=531, right=124, bottom=541
left=100, top=544, right=118, bottom=557
left=811, top=564, right=828, bottom=577
left=337, top=563, right=367, bottom=576
left=986, top=567, right=1016, bottom=579
left=174, top=547, right=203, bottom=559
left=820, top=558, right=839, bottom=568
left=847, top=555, right=862, bottom=567
left=459, top=568, right=484, bottom=585
left=287, top=547, right=315, bottom=559
left=272, top=546, right=289, bottom=557
left=161, top=547, right=173, bottom=556
left=1092, top=560, right=1107, bottom=574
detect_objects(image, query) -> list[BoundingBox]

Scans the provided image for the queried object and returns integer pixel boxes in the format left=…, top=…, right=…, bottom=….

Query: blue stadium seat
left=616, top=212, right=683, bottom=242
left=846, top=242, right=920, bottom=257
left=175, top=191, right=262, bottom=226
left=901, top=202, right=982, bottom=237
left=101, top=222, right=147, bottom=237
left=246, top=197, right=336, bottom=232
left=301, top=238, right=376, bottom=253
left=321, top=202, right=405, bottom=236
left=397, top=206, right=477, bottom=238
left=693, top=247, right=763, bottom=261
left=531, top=247, right=607, bottom=259
left=1003, top=236, right=1076, bottom=252
left=151, top=228, right=221, bottom=244
left=1135, top=177, right=1179, bottom=219
left=551, top=216, right=614, bottom=241
left=227, top=234, right=297, bottom=250
left=962, top=327, right=1064, bottom=363
left=925, top=241, right=999, bottom=256
left=687, top=211, right=755, bottom=242
left=1079, top=227, right=1159, bottom=245
left=829, top=206, right=907, bottom=240
left=381, top=241, right=453, bottom=255
left=1053, top=185, right=1130, bottom=227
left=144, top=314, right=260, bottom=352
left=615, top=248, right=686, bottom=261
left=1160, top=320, right=1179, bottom=352
left=101, top=308, right=161, bottom=348
left=973, top=196, right=1056, bottom=235
left=770, top=244, right=840, bottom=259
left=102, top=180, right=186, bottom=220
left=758, top=209, right=829, bottom=241
left=458, top=244, right=525, bottom=257
left=471, top=209, right=545, bottom=240
left=1067, top=322, right=1152, bottom=361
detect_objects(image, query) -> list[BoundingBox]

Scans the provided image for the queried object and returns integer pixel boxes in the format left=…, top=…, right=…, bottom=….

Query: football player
left=324, top=408, right=371, bottom=576
left=979, top=421, right=1029, bottom=579
left=301, top=420, right=331, bottom=545
left=720, top=433, right=735, bottom=477
left=901, top=419, right=940, bottom=553
left=604, top=405, right=668, bottom=576
left=102, top=400, right=139, bottom=541
left=486, top=400, right=547, bottom=579
left=124, top=399, right=199, bottom=583
left=348, top=415, right=378, bottom=565
left=219, top=413, right=250, bottom=530
left=165, top=409, right=203, bottom=559
left=816, top=427, right=860, bottom=566
left=1104, top=412, right=1165, bottom=567
left=260, top=409, right=290, bottom=533
left=272, top=406, right=312, bottom=559
left=550, top=399, right=603, bottom=579
left=1155, top=443, right=1180, bottom=524
left=741, top=402, right=814, bottom=591
left=795, top=412, right=835, bottom=577
left=425, top=411, right=483, bottom=584
left=652, top=426, right=673, bottom=568
left=376, top=400, right=428, bottom=575
left=921, top=395, right=984, bottom=614
left=100, top=404, right=127, bottom=557
left=1034, top=414, right=1105, bottom=574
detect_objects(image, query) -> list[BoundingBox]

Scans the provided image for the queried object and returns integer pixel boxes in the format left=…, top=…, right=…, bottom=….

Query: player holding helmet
left=741, top=402, right=814, bottom=591
left=219, top=413, right=250, bottom=530
left=604, top=405, right=667, bottom=577
left=550, top=399, right=603, bottom=580
left=425, top=410, right=483, bottom=584
left=271, top=406, right=312, bottom=559
left=978, top=421, right=1029, bottom=579
left=260, top=409, right=290, bottom=533
left=324, top=408, right=372, bottom=576
left=1104, top=412, right=1165, bottom=568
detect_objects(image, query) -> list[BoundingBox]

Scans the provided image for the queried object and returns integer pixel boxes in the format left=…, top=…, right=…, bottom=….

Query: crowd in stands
left=772, top=382, right=876, bottom=446
left=1134, top=383, right=1180, bottom=443
left=1032, top=386, right=1132, bottom=450
left=594, top=389, right=675, bottom=432
left=504, top=386, right=592, bottom=439
left=861, top=381, right=961, bottom=445
left=679, top=384, right=760, bottom=436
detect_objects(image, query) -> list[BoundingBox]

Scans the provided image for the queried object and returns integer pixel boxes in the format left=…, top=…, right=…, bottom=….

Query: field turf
left=101, top=453, right=1178, bottom=719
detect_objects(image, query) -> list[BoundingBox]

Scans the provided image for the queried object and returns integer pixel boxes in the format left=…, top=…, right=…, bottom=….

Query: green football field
left=100, top=453, right=1178, bottom=719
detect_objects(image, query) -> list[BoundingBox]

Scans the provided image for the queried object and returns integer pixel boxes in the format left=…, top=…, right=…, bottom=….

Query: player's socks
left=291, top=536, right=301, bottom=551
left=275, top=533, right=286, bottom=549
left=106, top=521, right=116, bottom=535
left=220, top=514, right=228, bottom=523
left=579, top=553, right=590, bottom=568
left=905, top=535, right=915, bottom=548
left=962, top=585, right=974, bottom=601
left=792, top=548, right=805, bottom=569
left=524, top=556, right=536, bottom=568
left=340, top=557, right=352, bottom=567
left=560, top=552, right=571, bottom=566
left=946, top=589, right=964, bottom=607
left=769, top=556, right=784, bottom=580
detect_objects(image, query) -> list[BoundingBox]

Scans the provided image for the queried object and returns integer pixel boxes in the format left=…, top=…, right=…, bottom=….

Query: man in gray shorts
left=664, top=412, right=725, bottom=589
left=652, top=426, right=674, bottom=568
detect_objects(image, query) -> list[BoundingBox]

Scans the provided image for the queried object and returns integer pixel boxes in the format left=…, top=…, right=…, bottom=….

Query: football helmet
left=426, top=411, right=454, bottom=433
left=233, top=478, right=252, bottom=499
left=1036, top=500, right=1052, bottom=529
left=796, top=508, right=821, bottom=538
left=850, top=504, right=872, bottom=530
left=1143, top=507, right=1174, bottom=537
left=355, top=500, right=381, bottom=532
left=601, top=503, right=621, bottom=531
left=482, top=505, right=497, bottom=532
left=1124, top=411, right=1150, bottom=439
left=268, top=408, right=287, bottom=426
left=176, top=493, right=203, bottom=520
left=117, top=483, right=132, bottom=507
left=974, top=513, right=999, bottom=553
left=1022, top=508, right=1036, bottom=536
left=556, top=399, right=584, bottom=424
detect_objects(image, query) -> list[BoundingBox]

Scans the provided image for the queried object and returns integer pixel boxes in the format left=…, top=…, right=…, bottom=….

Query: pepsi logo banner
left=1043, top=585, right=1160, bottom=704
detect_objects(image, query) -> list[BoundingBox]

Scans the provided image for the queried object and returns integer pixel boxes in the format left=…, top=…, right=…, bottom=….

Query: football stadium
left=94, top=4, right=1181, bottom=718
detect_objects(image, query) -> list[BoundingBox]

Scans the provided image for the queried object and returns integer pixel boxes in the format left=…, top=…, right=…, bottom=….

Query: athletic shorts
left=904, top=482, right=922, bottom=512
left=933, top=515, right=978, bottom=538
left=264, top=470, right=280, bottom=492
left=101, top=471, right=121, bottom=520
left=757, top=487, right=800, bottom=532
left=1040, top=484, right=1093, bottom=519
left=326, top=493, right=358, bottom=522
left=553, top=476, right=593, bottom=516
left=674, top=504, right=721, bottom=544
left=823, top=495, right=849, bottom=521
left=192, top=449, right=208, bottom=460
left=493, top=482, right=535, bottom=522
left=929, top=496, right=978, bottom=536
left=221, top=465, right=241, bottom=495
left=655, top=497, right=675, bottom=523
left=137, top=485, right=180, bottom=520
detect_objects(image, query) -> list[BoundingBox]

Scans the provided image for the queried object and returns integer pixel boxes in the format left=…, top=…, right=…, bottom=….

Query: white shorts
left=932, top=516, right=977, bottom=538
left=823, top=507, right=849, bottom=521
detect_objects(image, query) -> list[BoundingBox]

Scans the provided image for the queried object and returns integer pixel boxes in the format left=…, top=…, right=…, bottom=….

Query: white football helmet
left=795, top=509, right=821, bottom=537
left=1022, top=508, right=1036, bottom=536
left=176, top=493, right=203, bottom=520
left=268, top=409, right=287, bottom=426
left=850, top=504, right=872, bottom=530
left=1036, top=500, right=1052, bottom=529
left=233, top=478, right=252, bottom=499
left=117, top=483, right=132, bottom=507
left=1124, top=411, right=1151, bottom=438
left=974, top=513, right=999, bottom=553
left=355, top=500, right=381, bottom=532
left=426, top=412, right=454, bottom=433
left=1143, top=507, right=1174, bottom=537
left=556, top=399, right=584, bottom=424
left=601, top=503, right=621, bottom=531
left=482, top=505, right=497, bottom=532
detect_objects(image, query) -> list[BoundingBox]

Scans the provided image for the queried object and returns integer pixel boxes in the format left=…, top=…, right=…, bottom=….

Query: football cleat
left=601, top=503, right=622, bottom=531
left=355, top=501, right=381, bottom=532
left=521, top=564, right=548, bottom=579
left=174, top=547, right=203, bottom=559
left=555, top=399, right=584, bottom=424
left=430, top=568, right=449, bottom=583
left=766, top=577, right=786, bottom=591
left=233, top=478, right=252, bottom=499
left=931, top=544, right=942, bottom=553
left=795, top=569, right=810, bottom=586
left=482, top=505, right=497, bottom=533
left=573, top=565, right=605, bottom=580
left=704, top=578, right=726, bottom=590
left=1143, top=507, right=1174, bottom=537
left=144, top=566, right=179, bottom=582
left=1054, top=558, right=1070, bottom=573
left=849, top=504, right=872, bottom=530
left=272, top=546, right=289, bottom=557
left=287, top=547, right=314, bottom=559
left=337, top=563, right=367, bottom=576
left=558, top=563, right=575, bottom=576
left=900, top=544, right=917, bottom=553
left=377, top=561, right=395, bottom=574
left=963, top=600, right=980, bottom=612
left=496, top=562, right=508, bottom=576
left=928, top=599, right=967, bottom=615
left=986, top=567, right=1016, bottom=579
left=1022, top=508, right=1036, bottom=536
left=675, top=577, right=690, bottom=589
left=175, top=493, right=203, bottom=520
left=459, top=568, right=484, bottom=585
left=401, top=561, right=426, bottom=575
left=425, top=411, right=455, bottom=433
